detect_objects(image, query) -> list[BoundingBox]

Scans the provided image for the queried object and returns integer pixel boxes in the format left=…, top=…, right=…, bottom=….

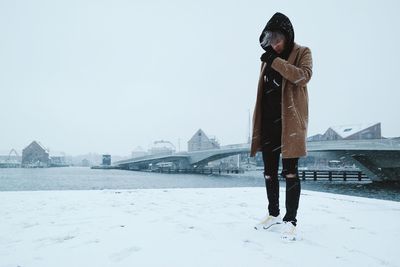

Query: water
left=0, top=167, right=263, bottom=191
left=0, top=167, right=399, bottom=202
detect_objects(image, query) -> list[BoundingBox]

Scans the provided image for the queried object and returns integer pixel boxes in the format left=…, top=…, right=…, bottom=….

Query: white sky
left=0, top=0, right=399, bottom=156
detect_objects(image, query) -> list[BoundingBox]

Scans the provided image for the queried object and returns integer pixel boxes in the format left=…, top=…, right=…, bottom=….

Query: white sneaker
left=254, top=215, right=282, bottom=230
left=280, top=221, right=297, bottom=241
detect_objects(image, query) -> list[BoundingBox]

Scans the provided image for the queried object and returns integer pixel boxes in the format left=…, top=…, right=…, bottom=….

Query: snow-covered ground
left=0, top=187, right=399, bottom=267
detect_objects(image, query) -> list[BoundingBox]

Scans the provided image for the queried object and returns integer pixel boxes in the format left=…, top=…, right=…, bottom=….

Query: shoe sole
left=253, top=221, right=281, bottom=230
left=263, top=222, right=281, bottom=230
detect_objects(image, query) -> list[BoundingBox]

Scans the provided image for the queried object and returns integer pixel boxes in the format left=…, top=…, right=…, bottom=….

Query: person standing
left=250, top=12, right=313, bottom=241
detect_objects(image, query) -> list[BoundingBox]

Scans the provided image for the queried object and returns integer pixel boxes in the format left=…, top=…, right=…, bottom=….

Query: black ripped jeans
left=261, top=117, right=301, bottom=226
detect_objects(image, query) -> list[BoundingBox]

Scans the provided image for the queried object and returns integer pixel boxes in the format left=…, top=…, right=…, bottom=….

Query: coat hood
left=259, top=12, right=295, bottom=58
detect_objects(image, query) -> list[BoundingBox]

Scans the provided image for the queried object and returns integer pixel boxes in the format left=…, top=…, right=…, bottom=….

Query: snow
left=329, top=122, right=380, bottom=139
left=0, top=187, right=399, bottom=267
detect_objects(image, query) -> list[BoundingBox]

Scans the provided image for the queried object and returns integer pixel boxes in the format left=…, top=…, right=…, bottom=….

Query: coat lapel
left=281, top=43, right=300, bottom=94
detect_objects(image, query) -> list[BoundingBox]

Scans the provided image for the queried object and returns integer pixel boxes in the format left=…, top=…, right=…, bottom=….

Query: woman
left=251, top=12, right=313, bottom=241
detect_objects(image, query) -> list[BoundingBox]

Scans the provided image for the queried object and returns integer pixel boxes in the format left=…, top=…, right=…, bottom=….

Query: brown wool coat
left=250, top=43, right=313, bottom=158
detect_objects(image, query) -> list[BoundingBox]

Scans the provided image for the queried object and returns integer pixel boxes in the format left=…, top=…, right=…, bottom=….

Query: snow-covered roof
left=188, top=129, right=210, bottom=142
left=329, top=122, right=380, bottom=139
left=34, top=141, right=49, bottom=153
left=22, top=141, right=50, bottom=154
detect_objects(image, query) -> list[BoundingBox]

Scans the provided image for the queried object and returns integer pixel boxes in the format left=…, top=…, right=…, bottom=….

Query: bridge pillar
left=331, top=151, right=400, bottom=182
left=351, top=154, right=396, bottom=182
left=176, top=159, right=191, bottom=170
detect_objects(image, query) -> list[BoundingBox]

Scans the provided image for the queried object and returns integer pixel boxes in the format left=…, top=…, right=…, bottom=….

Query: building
left=21, top=141, right=50, bottom=168
left=303, top=122, right=383, bottom=169
left=308, top=122, right=382, bottom=141
left=131, top=146, right=148, bottom=158
left=148, top=140, right=175, bottom=155
left=49, top=152, right=68, bottom=167
left=102, top=155, right=111, bottom=166
left=187, top=129, right=220, bottom=152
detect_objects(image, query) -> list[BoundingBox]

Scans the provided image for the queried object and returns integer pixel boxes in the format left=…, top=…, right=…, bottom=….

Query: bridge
left=114, top=139, right=400, bottom=182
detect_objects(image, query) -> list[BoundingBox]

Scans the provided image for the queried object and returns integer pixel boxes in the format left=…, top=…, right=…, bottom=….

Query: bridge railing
left=150, top=167, right=368, bottom=181
left=298, top=170, right=368, bottom=181
left=153, top=167, right=245, bottom=174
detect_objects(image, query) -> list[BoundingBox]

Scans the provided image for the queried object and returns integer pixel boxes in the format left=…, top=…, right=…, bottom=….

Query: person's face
left=272, top=38, right=285, bottom=54
left=261, top=30, right=287, bottom=54
left=270, top=32, right=286, bottom=54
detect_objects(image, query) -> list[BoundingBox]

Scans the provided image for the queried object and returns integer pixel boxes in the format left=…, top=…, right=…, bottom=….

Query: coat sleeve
left=270, top=47, right=313, bottom=87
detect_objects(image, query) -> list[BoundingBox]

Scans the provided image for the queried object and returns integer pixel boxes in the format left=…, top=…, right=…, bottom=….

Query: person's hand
left=260, top=45, right=278, bottom=67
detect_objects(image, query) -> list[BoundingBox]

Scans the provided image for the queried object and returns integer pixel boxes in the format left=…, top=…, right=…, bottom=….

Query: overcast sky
left=0, top=0, right=399, bottom=156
